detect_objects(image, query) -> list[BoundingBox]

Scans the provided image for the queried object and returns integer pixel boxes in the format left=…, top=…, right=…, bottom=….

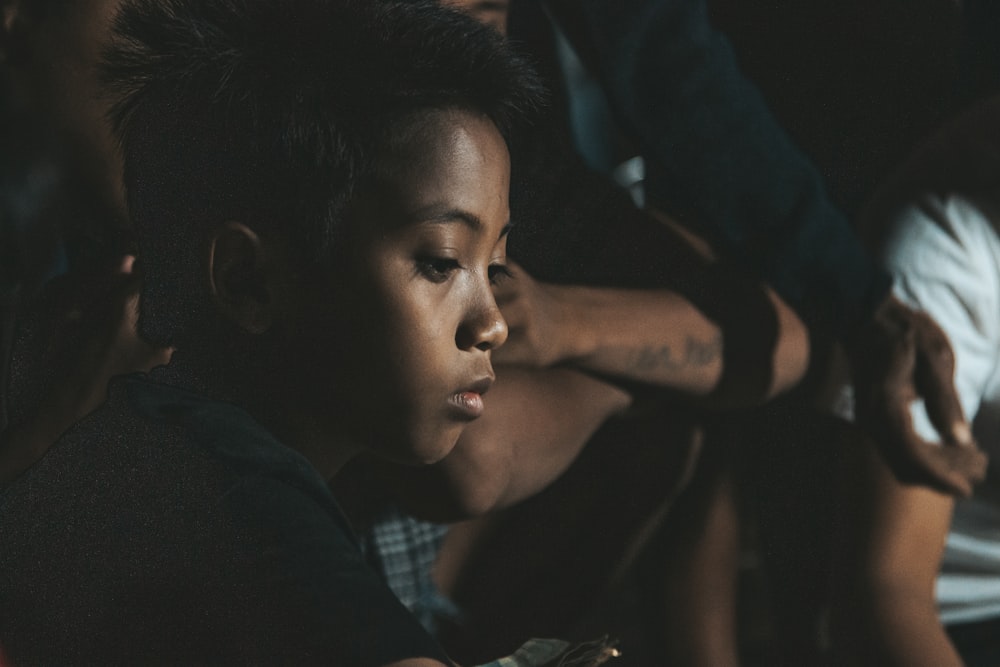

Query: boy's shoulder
left=2, top=372, right=341, bottom=527
left=0, top=374, right=441, bottom=664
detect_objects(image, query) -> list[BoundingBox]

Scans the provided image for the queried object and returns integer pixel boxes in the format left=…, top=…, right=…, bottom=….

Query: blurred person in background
left=0, top=0, right=169, bottom=479
left=833, top=95, right=1000, bottom=667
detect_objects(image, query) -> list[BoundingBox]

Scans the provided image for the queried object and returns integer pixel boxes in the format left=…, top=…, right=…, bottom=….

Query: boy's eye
left=488, top=263, right=512, bottom=286
left=417, top=257, right=460, bottom=283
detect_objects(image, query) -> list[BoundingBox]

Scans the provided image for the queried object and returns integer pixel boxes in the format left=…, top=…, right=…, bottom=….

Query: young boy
left=0, top=0, right=544, bottom=663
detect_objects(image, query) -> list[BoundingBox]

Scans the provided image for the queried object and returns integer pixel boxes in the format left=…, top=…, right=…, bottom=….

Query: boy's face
left=296, top=110, right=511, bottom=466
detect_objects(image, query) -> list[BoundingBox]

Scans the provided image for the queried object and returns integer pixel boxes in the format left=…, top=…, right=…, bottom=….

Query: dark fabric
left=505, top=1, right=709, bottom=292
left=0, top=374, right=449, bottom=666
left=859, top=95, right=1000, bottom=254
left=504, top=6, right=785, bottom=402
left=0, top=288, right=14, bottom=433
left=947, top=616, right=1000, bottom=667
left=958, top=0, right=1000, bottom=105
left=505, top=3, right=759, bottom=302
left=544, top=0, right=891, bottom=337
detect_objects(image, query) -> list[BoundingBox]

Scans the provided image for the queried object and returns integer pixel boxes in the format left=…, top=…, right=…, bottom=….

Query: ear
left=207, top=222, right=283, bottom=335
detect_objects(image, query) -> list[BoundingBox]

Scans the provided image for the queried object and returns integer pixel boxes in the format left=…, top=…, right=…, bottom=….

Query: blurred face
left=4, top=0, right=126, bottom=217
left=292, top=109, right=511, bottom=466
left=440, top=0, right=508, bottom=35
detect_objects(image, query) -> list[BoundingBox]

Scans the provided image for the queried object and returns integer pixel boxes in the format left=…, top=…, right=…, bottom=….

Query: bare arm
left=659, top=457, right=741, bottom=667
left=831, top=431, right=960, bottom=667
left=494, top=209, right=810, bottom=405
left=383, top=365, right=631, bottom=520
left=495, top=274, right=808, bottom=402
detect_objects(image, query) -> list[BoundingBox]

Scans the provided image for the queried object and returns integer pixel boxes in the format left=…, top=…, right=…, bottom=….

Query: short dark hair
left=102, top=0, right=543, bottom=345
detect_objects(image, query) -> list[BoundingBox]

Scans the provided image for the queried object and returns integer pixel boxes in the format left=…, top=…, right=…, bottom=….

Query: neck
left=161, top=347, right=361, bottom=479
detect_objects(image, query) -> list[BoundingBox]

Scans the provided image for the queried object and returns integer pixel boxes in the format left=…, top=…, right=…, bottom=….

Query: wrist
left=545, top=284, right=598, bottom=365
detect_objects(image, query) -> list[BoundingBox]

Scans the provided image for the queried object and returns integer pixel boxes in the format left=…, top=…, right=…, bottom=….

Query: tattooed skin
left=627, top=333, right=723, bottom=373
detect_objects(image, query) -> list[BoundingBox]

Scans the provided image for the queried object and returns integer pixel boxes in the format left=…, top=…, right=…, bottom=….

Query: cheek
left=378, top=297, right=451, bottom=393
left=365, top=325, right=464, bottom=465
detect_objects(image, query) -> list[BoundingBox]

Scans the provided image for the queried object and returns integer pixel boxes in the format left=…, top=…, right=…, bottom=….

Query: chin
left=404, top=427, right=463, bottom=466
left=410, top=441, right=458, bottom=466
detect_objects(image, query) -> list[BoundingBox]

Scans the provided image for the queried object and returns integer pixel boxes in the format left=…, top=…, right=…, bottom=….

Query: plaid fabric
left=478, top=639, right=570, bottom=667
left=358, top=506, right=459, bottom=633
left=477, top=637, right=620, bottom=667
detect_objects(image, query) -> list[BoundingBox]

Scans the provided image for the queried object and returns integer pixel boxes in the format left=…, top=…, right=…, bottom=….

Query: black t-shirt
left=0, top=374, right=449, bottom=665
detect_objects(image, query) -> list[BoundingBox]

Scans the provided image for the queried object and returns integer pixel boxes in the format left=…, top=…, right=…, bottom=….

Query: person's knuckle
left=926, top=335, right=953, bottom=364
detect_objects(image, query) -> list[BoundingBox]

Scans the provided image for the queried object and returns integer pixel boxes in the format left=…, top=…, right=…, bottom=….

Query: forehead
left=374, top=109, right=509, bottom=199
left=350, top=108, right=511, bottom=234
left=386, top=109, right=504, bottom=163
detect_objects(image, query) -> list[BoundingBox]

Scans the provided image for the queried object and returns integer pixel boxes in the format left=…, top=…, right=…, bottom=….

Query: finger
left=883, top=319, right=918, bottom=388
left=940, top=445, right=988, bottom=486
left=913, top=444, right=987, bottom=498
left=854, top=296, right=985, bottom=497
left=950, top=421, right=975, bottom=448
left=118, top=290, right=142, bottom=332
left=912, top=317, right=975, bottom=448
left=858, top=325, right=918, bottom=415
left=892, top=436, right=987, bottom=498
left=881, top=430, right=974, bottom=497
left=920, top=386, right=974, bottom=448
left=118, top=254, right=138, bottom=274
left=880, top=393, right=984, bottom=497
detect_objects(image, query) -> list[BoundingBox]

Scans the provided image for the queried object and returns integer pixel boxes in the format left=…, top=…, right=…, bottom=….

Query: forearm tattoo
left=627, top=333, right=723, bottom=373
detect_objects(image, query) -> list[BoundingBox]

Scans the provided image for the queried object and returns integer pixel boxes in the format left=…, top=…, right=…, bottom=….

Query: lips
left=449, top=376, right=494, bottom=420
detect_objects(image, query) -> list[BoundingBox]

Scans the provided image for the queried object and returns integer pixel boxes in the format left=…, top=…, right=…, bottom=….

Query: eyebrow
left=417, top=208, right=513, bottom=239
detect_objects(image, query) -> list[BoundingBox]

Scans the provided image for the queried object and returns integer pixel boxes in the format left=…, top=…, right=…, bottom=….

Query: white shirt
left=883, top=193, right=1000, bottom=624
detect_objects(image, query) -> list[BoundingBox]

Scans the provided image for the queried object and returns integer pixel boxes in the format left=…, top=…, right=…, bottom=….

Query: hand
left=53, top=255, right=173, bottom=401
left=0, top=255, right=172, bottom=483
left=492, top=261, right=568, bottom=368
left=849, top=295, right=986, bottom=497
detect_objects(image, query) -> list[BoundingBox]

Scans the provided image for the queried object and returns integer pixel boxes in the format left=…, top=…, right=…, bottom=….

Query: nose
left=457, top=288, right=508, bottom=352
